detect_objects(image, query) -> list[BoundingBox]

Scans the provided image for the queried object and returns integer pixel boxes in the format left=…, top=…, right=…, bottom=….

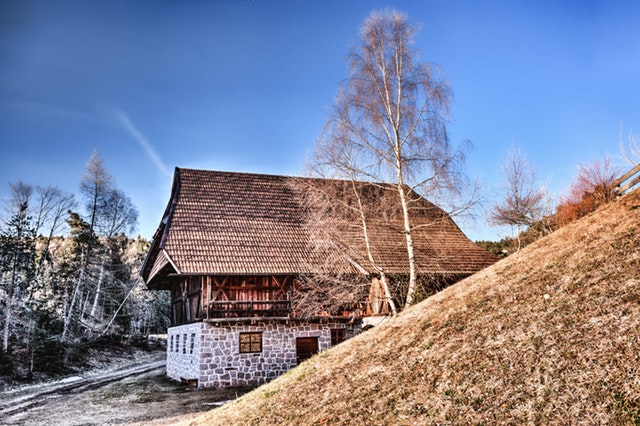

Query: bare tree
left=489, top=147, right=545, bottom=251
left=96, top=188, right=138, bottom=238
left=619, top=128, right=640, bottom=166
left=573, top=156, right=621, bottom=205
left=63, top=149, right=113, bottom=340
left=292, top=178, right=399, bottom=317
left=5, top=182, right=33, bottom=216
left=33, top=186, right=76, bottom=277
left=89, top=189, right=138, bottom=323
left=80, top=149, right=114, bottom=233
left=311, top=9, right=469, bottom=307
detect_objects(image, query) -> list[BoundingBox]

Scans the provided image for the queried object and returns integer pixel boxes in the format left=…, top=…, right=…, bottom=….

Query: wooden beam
left=616, top=174, right=640, bottom=195
left=612, top=163, right=640, bottom=188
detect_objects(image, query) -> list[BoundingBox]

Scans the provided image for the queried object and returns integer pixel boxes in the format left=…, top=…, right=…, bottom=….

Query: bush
left=556, top=157, right=620, bottom=227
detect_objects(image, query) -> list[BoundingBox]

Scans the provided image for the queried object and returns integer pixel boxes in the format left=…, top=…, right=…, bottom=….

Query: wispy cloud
left=114, top=109, right=172, bottom=178
left=1, top=100, right=103, bottom=123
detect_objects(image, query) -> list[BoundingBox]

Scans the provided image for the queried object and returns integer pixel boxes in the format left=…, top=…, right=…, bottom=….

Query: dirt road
left=0, top=357, right=252, bottom=426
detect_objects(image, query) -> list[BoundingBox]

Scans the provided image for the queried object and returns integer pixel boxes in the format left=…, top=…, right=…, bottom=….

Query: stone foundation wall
left=167, top=320, right=360, bottom=388
left=166, top=322, right=202, bottom=382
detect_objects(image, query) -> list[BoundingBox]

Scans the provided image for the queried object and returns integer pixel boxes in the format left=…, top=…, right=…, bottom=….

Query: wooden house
left=141, top=168, right=498, bottom=388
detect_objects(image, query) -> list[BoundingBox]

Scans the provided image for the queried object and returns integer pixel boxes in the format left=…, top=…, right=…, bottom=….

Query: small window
left=331, top=329, right=346, bottom=346
left=183, top=334, right=187, bottom=354
left=190, top=333, right=196, bottom=354
left=239, top=332, right=262, bottom=353
left=175, top=335, right=180, bottom=353
left=169, top=335, right=173, bottom=352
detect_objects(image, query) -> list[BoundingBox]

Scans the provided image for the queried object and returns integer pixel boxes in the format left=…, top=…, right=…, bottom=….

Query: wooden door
left=296, top=337, right=319, bottom=364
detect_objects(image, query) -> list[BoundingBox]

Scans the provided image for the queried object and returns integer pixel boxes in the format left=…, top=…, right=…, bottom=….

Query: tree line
left=0, top=150, right=169, bottom=381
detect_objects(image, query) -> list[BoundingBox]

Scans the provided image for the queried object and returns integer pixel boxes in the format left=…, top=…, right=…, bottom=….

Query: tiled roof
left=142, top=168, right=498, bottom=288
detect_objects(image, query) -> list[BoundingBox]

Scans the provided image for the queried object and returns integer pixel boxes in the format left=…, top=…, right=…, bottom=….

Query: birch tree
left=312, top=9, right=467, bottom=307
left=96, top=188, right=138, bottom=238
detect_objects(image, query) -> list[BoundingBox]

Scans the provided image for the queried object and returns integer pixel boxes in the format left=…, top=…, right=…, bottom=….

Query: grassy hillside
left=181, top=190, right=640, bottom=425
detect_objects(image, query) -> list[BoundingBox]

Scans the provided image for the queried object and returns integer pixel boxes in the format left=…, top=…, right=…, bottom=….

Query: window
left=183, top=334, right=187, bottom=354
left=175, top=335, right=180, bottom=353
left=239, top=332, right=262, bottom=353
left=190, top=333, right=196, bottom=354
left=331, top=329, right=346, bottom=346
left=169, top=335, right=173, bottom=352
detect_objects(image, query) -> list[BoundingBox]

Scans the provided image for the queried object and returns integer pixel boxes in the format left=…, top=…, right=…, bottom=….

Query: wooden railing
left=612, top=163, right=640, bottom=197
left=203, top=300, right=291, bottom=319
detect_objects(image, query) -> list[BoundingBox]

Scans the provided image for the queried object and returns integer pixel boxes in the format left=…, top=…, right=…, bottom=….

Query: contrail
left=114, top=110, right=172, bottom=178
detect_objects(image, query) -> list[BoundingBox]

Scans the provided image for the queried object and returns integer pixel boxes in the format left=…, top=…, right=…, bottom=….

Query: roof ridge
left=176, top=167, right=399, bottom=188
left=177, top=167, right=305, bottom=180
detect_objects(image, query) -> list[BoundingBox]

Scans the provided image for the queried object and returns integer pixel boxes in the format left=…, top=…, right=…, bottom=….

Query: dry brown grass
left=179, top=190, right=640, bottom=425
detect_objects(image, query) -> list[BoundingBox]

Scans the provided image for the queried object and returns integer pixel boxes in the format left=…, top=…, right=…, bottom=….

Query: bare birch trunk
left=3, top=244, right=22, bottom=351
left=2, top=294, right=12, bottom=352
left=379, top=272, right=397, bottom=316
left=90, top=259, right=106, bottom=320
left=396, top=180, right=418, bottom=307
left=62, top=263, right=86, bottom=341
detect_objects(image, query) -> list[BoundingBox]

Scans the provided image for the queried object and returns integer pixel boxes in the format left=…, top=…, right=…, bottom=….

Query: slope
left=180, top=189, right=640, bottom=425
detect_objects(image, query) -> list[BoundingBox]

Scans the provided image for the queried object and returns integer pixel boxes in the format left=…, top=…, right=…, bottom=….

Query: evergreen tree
left=1, top=201, right=36, bottom=353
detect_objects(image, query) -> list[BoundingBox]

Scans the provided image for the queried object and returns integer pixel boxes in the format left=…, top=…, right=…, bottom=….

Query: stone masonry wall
left=165, top=320, right=360, bottom=388
left=166, top=322, right=202, bottom=382
left=198, top=321, right=359, bottom=388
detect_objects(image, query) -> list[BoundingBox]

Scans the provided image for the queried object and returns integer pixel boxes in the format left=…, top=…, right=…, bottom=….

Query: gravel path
left=0, top=360, right=166, bottom=420
left=0, top=356, right=252, bottom=426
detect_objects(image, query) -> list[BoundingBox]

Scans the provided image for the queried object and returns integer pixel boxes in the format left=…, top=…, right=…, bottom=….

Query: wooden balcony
left=203, top=300, right=292, bottom=320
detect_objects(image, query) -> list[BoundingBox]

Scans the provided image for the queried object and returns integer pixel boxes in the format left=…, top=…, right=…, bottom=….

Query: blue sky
left=1, top=0, right=639, bottom=241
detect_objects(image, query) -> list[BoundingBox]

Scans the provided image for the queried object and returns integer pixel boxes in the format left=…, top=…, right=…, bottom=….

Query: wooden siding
left=170, top=275, right=295, bottom=325
left=168, top=272, right=471, bottom=325
left=170, top=277, right=202, bottom=325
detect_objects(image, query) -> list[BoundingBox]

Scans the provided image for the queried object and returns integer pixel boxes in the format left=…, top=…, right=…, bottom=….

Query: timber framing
left=168, top=274, right=296, bottom=325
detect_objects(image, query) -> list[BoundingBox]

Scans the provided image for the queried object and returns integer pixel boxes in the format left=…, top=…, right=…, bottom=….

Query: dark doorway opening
left=296, top=337, right=319, bottom=364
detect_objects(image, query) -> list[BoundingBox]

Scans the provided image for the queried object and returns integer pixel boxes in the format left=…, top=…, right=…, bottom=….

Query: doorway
left=296, top=337, right=319, bottom=364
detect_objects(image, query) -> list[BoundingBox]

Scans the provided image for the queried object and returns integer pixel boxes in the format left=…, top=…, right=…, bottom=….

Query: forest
left=0, top=150, right=169, bottom=384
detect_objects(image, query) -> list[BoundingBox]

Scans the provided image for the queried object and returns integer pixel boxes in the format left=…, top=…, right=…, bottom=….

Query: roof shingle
left=142, top=168, right=498, bottom=288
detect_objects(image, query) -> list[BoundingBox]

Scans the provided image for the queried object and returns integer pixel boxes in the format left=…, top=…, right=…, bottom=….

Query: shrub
left=556, top=157, right=621, bottom=227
